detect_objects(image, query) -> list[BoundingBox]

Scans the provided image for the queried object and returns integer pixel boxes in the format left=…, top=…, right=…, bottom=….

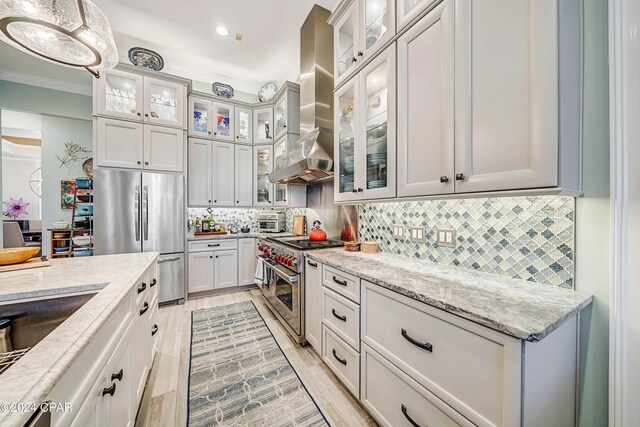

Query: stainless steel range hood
left=270, top=5, right=334, bottom=185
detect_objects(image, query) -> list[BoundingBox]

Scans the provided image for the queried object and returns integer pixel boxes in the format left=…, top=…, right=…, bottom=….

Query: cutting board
left=293, top=216, right=306, bottom=235
left=0, top=257, right=51, bottom=273
left=195, top=231, right=228, bottom=236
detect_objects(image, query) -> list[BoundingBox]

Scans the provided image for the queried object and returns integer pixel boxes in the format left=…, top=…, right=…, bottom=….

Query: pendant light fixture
left=0, top=0, right=118, bottom=78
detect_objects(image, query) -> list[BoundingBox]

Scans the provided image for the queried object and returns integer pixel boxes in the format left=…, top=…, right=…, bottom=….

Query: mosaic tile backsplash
left=187, top=208, right=307, bottom=233
left=359, top=196, right=575, bottom=288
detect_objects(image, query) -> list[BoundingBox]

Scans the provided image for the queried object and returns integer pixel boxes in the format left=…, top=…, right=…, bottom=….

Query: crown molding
left=0, top=69, right=92, bottom=96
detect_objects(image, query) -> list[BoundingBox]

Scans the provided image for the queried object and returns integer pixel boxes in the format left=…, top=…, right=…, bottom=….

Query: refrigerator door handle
left=143, top=185, right=149, bottom=241
left=134, top=185, right=140, bottom=242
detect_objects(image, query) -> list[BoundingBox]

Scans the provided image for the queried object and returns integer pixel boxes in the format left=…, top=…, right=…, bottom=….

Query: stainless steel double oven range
left=257, top=236, right=343, bottom=344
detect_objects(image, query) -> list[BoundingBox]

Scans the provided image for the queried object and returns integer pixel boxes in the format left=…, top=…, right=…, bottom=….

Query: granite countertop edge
left=305, top=250, right=592, bottom=342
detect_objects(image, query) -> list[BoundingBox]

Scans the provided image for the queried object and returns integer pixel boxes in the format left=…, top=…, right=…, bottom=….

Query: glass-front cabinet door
left=358, top=44, right=396, bottom=199
left=334, top=2, right=358, bottom=87
left=359, top=0, right=395, bottom=61
left=273, top=136, right=288, bottom=205
left=212, top=102, right=234, bottom=142
left=254, top=145, right=273, bottom=206
left=96, top=69, right=143, bottom=121
left=143, top=77, right=185, bottom=128
left=397, top=0, right=438, bottom=31
left=188, top=97, right=213, bottom=138
left=253, top=107, right=274, bottom=144
left=273, top=94, right=288, bottom=141
left=334, top=78, right=358, bottom=202
left=235, top=107, right=253, bottom=143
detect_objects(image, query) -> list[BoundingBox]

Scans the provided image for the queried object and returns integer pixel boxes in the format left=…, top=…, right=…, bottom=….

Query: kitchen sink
left=0, top=293, right=96, bottom=374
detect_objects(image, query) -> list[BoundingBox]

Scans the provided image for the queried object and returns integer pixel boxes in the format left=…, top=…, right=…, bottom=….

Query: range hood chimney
left=269, top=5, right=334, bottom=185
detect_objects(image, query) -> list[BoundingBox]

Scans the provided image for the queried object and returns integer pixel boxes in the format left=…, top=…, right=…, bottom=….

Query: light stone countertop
left=305, top=249, right=592, bottom=342
left=0, top=252, right=159, bottom=427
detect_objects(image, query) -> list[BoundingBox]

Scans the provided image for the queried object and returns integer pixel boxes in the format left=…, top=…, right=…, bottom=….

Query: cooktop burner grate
left=267, top=237, right=344, bottom=251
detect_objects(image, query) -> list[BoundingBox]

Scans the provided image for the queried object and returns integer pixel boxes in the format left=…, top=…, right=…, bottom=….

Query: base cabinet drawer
left=322, top=287, right=360, bottom=351
left=188, top=239, right=238, bottom=252
left=361, top=281, right=521, bottom=426
left=322, top=325, right=360, bottom=399
left=361, top=344, right=474, bottom=427
left=323, top=265, right=360, bottom=303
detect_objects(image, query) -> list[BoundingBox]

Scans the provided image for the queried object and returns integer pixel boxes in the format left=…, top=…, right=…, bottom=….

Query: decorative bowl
left=0, top=247, right=40, bottom=265
left=53, top=221, right=70, bottom=229
left=73, top=236, right=92, bottom=246
left=53, top=247, right=70, bottom=253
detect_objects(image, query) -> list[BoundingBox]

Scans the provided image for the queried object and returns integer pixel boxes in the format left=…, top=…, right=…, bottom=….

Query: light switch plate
left=409, top=227, right=427, bottom=243
left=437, top=228, right=457, bottom=248
left=392, top=225, right=406, bottom=240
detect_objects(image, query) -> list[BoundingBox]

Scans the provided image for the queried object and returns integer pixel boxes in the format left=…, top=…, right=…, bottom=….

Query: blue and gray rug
left=187, top=301, right=329, bottom=426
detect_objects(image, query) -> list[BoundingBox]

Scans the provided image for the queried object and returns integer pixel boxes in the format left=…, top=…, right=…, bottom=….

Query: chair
left=3, top=222, right=25, bottom=248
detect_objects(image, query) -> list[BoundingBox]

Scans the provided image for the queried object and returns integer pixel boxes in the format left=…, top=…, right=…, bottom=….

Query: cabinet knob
left=137, top=112, right=141, bottom=117
left=102, top=383, right=116, bottom=397
left=357, top=188, right=363, bottom=192
left=111, top=369, right=123, bottom=382
left=214, top=200, right=217, bottom=203
left=440, top=176, right=449, bottom=183
left=352, top=189, right=357, bottom=193
left=139, top=302, right=149, bottom=316
left=357, top=51, right=363, bottom=57
left=151, top=324, right=159, bottom=336
left=208, top=200, right=212, bottom=204
left=150, top=278, right=157, bottom=288
left=209, top=256, right=213, bottom=259
left=137, top=161, right=142, bottom=165
left=236, top=200, right=239, bottom=203
left=208, top=131, right=212, bottom=135
left=145, top=113, right=149, bottom=117
left=216, top=255, right=219, bottom=258
left=144, top=161, right=149, bottom=165
left=455, top=173, right=465, bottom=181
left=214, top=132, right=217, bottom=136
left=351, top=57, right=357, bottom=63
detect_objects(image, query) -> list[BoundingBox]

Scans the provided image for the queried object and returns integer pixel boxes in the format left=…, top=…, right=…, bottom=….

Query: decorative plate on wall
left=128, top=47, right=164, bottom=71
left=258, top=82, right=278, bottom=102
left=212, top=82, right=234, bottom=99
left=82, top=158, right=93, bottom=178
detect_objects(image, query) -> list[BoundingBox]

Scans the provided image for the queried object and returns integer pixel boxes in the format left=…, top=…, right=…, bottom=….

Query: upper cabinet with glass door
left=253, top=107, right=274, bottom=144
left=273, top=82, right=301, bottom=141
left=95, top=67, right=188, bottom=129
left=235, top=107, right=253, bottom=144
left=330, top=0, right=395, bottom=88
left=397, top=0, right=438, bottom=31
left=188, top=97, right=213, bottom=138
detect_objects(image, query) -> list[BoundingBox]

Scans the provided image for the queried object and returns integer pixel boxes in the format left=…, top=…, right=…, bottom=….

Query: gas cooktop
left=266, top=236, right=344, bottom=251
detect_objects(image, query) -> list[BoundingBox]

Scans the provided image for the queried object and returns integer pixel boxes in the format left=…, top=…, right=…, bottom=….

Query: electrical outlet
left=409, top=227, right=427, bottom=243
left=437, top=228, right=457, bottom=248
left=392, top=225, right=406, bottom=240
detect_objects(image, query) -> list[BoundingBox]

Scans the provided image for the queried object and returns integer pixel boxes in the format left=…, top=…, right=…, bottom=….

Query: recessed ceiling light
left=235, top=33, right=243, bottom=42
left=216, top=26, right=229, bottom=37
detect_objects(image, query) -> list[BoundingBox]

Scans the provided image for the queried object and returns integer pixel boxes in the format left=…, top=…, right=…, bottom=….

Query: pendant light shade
left=0, top=0, right=118, bottom=78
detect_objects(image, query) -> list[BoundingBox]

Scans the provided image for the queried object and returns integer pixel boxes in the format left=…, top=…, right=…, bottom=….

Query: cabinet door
left=334, top=2, right=359, bottom=88
left=214, top=250, right=238, bottom=289
left=104, top=322, right=134, bottom=427
left=273, top=94, right=289, bottom=141
left=357, top=43, right=396, bottom=200
left=238, top=238, right=256, bottom=286
left=253, top=107, right=274, bottom=144
left=188, top=138, right=213, bottom=206
left=212, top=102, right=235, bottom=141
left=454, top=0, right=558, bottom=193
left=95, top=69, right=143, bottom=121
left=397, top=0, right=440, bottom=31
left=334, top=78, right=359, bottom=202
left=358, top=0, right=395, bottom=62
left=96, top=118, right=144, bottom=169
left=143, top=125, right=184, bottom=172
left=304, top=257, right=322, bottom=354
left=234, top=144, right=253, bottom=206
left=273, top=136, right=289, bottom=206
left=70, top=374, right=106, bottom=427
left=143, top=77, right=185, bottom=128
left=254, top=145, right=273, bottom=206
left=235, top=107, right=253, bottom=143
left=397, top=0, right=454, bottom=197
left=132, top=302, right=149, bottom=405
left=212, top=141, right=235, bottom=206
left=188, top=97, right=213, bottom=138
left=188, top=251, right=214, bottom=293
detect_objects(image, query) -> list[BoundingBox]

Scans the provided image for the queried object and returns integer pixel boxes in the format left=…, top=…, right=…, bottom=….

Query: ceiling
left=0, top=0, right=335, bottom=96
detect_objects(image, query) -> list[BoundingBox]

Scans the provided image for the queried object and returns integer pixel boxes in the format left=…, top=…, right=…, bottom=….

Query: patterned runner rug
left=187, top=301, right=329, bottom=426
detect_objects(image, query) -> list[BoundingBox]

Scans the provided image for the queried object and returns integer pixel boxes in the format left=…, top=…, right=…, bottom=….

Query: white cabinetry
left=187, top=251, right=215, bottom=293
left=254, top=145, right=273, bottom=206
left=397, top=0, right=454, bottom=197
left=273, top=134, right=307, bottom=207
left=335, top=44, right=396, bottom=202
left=238, top=238, right=257, bottom=286
left=304, top=257, right=322, bottom=354
left=143, top=125, right=185, bottom=172
left=188, top=138, right=213, bottom=206
left=214, top=250, right=239, bottom=289
left=95, top=68, right=186, bottom=129
left=213, top=141, right=235, bottom=206
left=273, top=83, right=300, bottom=141
left=235, top=107, right=253, bottom=143
left=397, top=0, right=440, bottom=31
left=188, top=96, right=235, bottom=141
left=253, top=107, right=274, bottom=144
left=234, top=144, right=253, bottom=206
left=187, top=240, right=239, bottom=294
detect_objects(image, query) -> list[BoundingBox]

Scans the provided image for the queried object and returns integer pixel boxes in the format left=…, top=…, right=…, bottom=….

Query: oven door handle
left=264, top=262, right=298, bottom=283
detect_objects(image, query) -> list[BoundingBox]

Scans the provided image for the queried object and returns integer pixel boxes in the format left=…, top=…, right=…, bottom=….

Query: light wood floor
left=135, top=289, right=377, bottom=427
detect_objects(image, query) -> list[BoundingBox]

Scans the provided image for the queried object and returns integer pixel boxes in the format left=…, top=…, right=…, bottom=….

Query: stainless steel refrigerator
left=94, top=169, right=185, bottom=304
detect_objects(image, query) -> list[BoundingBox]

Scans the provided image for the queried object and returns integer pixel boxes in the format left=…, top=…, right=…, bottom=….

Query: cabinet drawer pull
left=137, top=282, right=147, bottom=294
left=440, top=176, right=449, bottom=183
left=150, top=278, right=157, bottom=288
left=140, top=302, right=149, bottom=316
left=102, top=383, right=116, bottom=397
left=111, top=369, right=123, bottom=382
left=152, top=324, right=159, bottom=336
left=331, top=308, right=347, bottom=322
left=401, top=328, right=433, bottom=353
left=332, top=276, right=348, bottom=286
left=455, top=173, right=465, bottom=181
left=332, top=349, right=347, bottom=365
left=208, top=244, right=220, bottom=247
left=401, top=404, right=422, bottom=427
left=307, top=260, right=318, bottom=268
